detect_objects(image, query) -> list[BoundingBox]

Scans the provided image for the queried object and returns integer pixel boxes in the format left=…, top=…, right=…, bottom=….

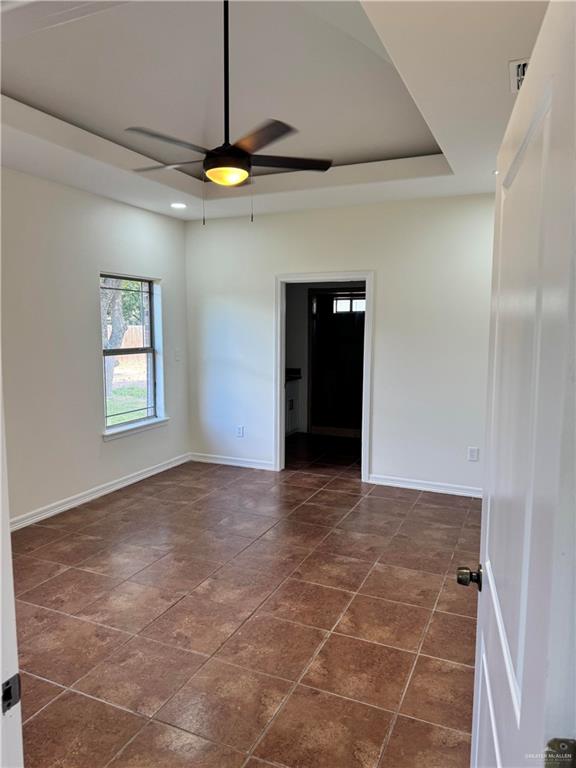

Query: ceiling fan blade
left=126, top=127, right=208, bottom=155
left=251, top=154, right=332, bottom=172
left=134, top=161, right=203, bottom=173
left=234, top=120, right=296, bottom=154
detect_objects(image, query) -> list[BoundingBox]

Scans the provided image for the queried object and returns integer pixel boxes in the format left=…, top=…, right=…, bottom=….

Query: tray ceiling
left=1, top=1, right=548, bottom=219
left=1, top=1, right=440, bottom=177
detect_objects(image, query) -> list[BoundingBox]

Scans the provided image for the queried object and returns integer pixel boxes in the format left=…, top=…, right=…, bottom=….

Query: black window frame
left=100, top=274, right=157, bottom=428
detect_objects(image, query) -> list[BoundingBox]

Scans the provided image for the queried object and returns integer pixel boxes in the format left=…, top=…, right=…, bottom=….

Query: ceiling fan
left=128, top=0, right=333, bottom=187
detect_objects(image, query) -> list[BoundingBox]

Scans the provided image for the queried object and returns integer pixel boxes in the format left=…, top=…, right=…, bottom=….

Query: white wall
left=1, top=173, right=493, bottom=519
left=185, top=195, right=494, bottom=494
left=2, top=169, right=190, bottom=520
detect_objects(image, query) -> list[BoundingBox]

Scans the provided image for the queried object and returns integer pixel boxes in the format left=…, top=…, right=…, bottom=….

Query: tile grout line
left=373, top=567, right=454, bottom=767
left=16, top=540, right=474, bottom=680
left=188, top=490, right=470, bottom=762
left=97, top=460, right=364, bottom=767
left=123, top=471, right=375, bottom=766
left=16, top=458, right=477, bottom=767
left=16, top=473, right=331, bottom=637
left=90, top=478, right=459, bottom=763
left=189, top=472, right=475, bottom=763
left=75, top=478, right=343, bottom=765
left=18, top=491, right=300, bottom=734
left=236, top=492, right=425, bottom=768
left=232, top=476, right=469, bottom=768
left=16, top=485, right=344, bottom=652
left=372, top=501, right=478, bottom=765
left=15, top=474, right=332, bottom=658
left=22, top=663, right=474, bottom=741
left=17, top=522, right=473, bottom=653
left=13, top=566, right=76, bottom=599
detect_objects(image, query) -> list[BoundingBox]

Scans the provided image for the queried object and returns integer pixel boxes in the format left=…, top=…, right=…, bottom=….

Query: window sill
left=102, top=416, right=170, bottom=442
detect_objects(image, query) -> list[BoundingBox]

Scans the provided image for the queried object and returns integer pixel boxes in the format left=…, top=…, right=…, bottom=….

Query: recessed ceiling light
left=493, top=170, right=500, bottom=176
left=170, top=202, right=187, bottom=209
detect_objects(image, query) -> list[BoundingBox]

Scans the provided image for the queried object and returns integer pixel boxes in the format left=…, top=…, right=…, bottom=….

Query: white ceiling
left=1, top=1, right=440, bottom=168
left=1, top=0, right=547, bottom=220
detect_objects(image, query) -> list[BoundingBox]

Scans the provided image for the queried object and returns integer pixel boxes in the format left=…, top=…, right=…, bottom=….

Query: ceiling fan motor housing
left=204, top=146, right=251, bottom=177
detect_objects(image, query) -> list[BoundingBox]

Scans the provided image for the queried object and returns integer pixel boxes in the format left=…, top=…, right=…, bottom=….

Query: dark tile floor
left=12, top=435, right=479, bottom=767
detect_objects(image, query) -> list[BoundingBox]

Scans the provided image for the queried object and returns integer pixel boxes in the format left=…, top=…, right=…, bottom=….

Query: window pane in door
left=334, top=298, right=351, bottom=313
left=104, top=352, right=155, bottom=427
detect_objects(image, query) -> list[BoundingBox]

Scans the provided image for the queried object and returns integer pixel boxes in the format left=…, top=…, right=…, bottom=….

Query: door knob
left=456, top=564, right=482, bottom=591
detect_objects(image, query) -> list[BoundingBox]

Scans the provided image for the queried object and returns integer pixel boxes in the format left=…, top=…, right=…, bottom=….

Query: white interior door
left=472, top=2, right=576, bottom=766
left=1, top=269, right=24, bottom=765
left=1, top=427, right=23, bottom=768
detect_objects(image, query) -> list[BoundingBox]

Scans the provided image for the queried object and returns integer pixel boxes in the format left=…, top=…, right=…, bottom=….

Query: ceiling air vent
left=509, top=59, right=529, bottom=93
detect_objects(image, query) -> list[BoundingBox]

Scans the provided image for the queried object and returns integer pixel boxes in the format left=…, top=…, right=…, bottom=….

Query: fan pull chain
left=202, top=173, right=206, bottom=226
left=250, top=168, right=254, bottom=223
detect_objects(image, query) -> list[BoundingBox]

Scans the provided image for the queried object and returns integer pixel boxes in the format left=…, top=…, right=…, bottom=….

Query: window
left=334, top=298, right=351, bottom=313
left=100, top=275, right=161, bottom=429
left=332, top=296, right=366, bottom=314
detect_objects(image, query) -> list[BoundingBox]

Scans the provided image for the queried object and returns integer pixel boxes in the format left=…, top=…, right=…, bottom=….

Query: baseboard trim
left=368, top=473, right=482, bottom=498
left=10, top=455, right=480, bottom=531
left=10, top=453, right=194, bottom=531
left=188, top=452, right=275, bottom=471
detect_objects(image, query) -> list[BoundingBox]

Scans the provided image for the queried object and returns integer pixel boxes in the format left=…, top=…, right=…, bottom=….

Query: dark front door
left=309, top=288, right=365, bottom=436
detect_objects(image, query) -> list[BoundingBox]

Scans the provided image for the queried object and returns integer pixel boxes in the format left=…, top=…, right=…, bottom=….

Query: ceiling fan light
left=205, top=166, right=249, bottom=186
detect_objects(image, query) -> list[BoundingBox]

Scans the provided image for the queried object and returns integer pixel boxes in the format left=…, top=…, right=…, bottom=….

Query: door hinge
left=2, top=673, right=21, bottom=715
left=545, top=739, right=576, bottom=768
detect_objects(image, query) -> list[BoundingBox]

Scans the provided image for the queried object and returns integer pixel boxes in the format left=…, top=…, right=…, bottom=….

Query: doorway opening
left=274, top=272, right=374, bottom=480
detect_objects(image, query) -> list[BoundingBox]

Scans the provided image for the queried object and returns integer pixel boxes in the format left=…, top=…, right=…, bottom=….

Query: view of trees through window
left=100, top=275, right=156, bottom=427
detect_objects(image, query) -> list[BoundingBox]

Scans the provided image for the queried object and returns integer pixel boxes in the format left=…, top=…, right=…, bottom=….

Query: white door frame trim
left=273, top=270, right=375, bottom=481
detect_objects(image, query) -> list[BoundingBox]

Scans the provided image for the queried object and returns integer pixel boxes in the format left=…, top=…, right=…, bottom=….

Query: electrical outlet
left=467, top=446, right=480, bottom=462
left=236, top=426, right=245, bottom=438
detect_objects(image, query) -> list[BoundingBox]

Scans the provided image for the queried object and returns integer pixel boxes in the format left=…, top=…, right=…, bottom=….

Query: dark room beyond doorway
left=284, top=280, right=366, bottom=471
